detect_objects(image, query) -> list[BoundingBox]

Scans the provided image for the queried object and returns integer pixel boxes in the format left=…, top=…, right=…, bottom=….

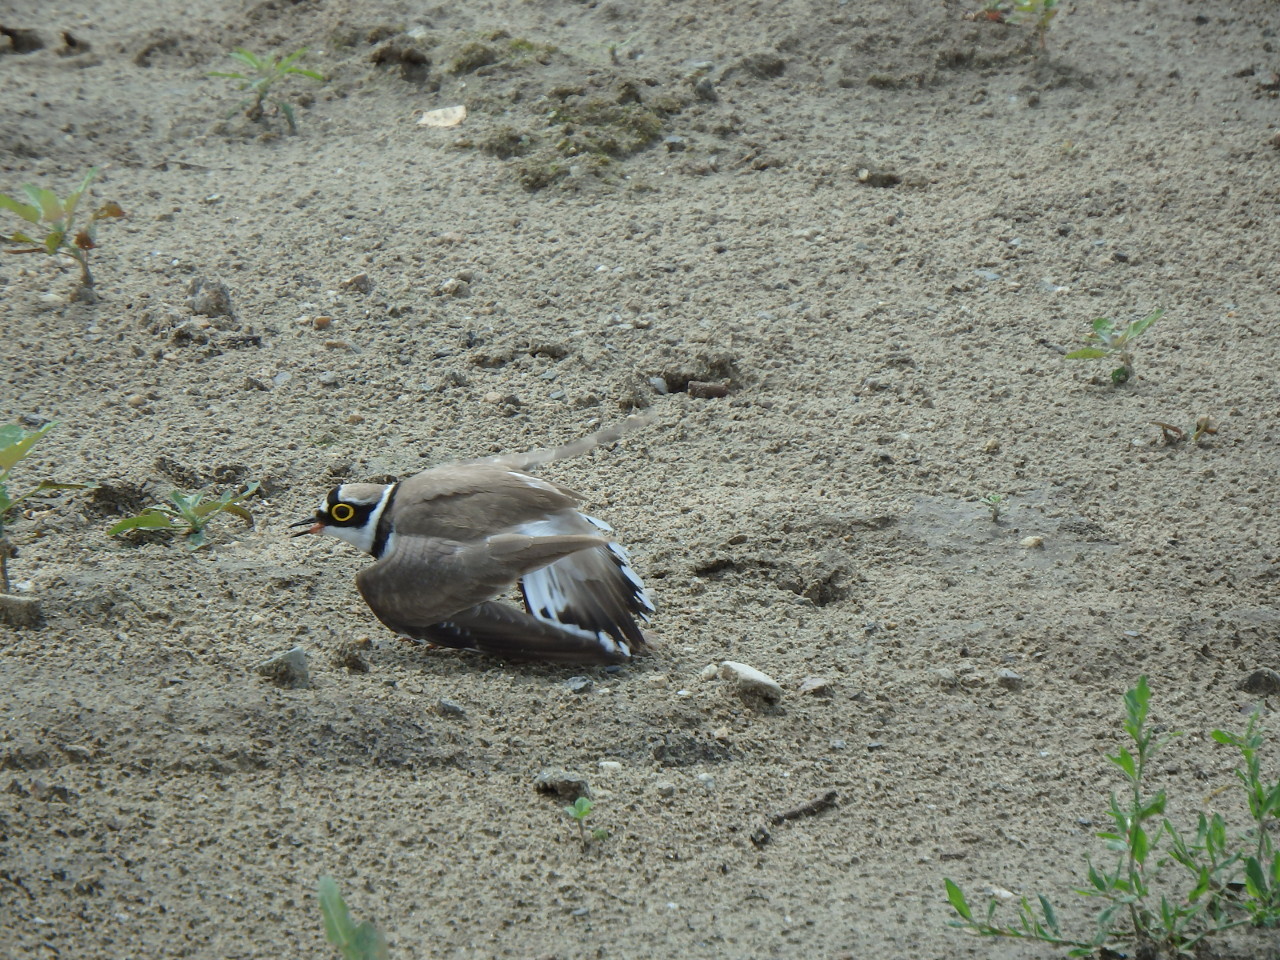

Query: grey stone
left=255, top=646, right=310, bottom=688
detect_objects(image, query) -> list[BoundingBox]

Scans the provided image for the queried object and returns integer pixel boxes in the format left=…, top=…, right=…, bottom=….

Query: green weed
left=1009, top=0, right=1061, bottom=50
left=0, top=422, right=90, bottom=592
left=978, top=493, right=1004, bottom=522
left=1065, top=309, right=1164, bottom=385
left=565, top=796, right=608, bottom=850
left=945, top=677, right=1280, bottom=956
left=210, top=48, right=324, bottom=133
left=318, top=876, right=389, bottom=960
left=107, top=481, right=259, bottom=550
left=0, top=168, right=125, bottom=299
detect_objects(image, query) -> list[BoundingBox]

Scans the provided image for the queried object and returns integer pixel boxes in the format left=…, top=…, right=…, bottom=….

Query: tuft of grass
left=318, top=876, right=389, bottom=960
left=978, top=493, right=1004, bottom=522
left=1009, top=0, right=1061, bottom=50
left=210, top=48, right=325, bottom=133
left=0, top=422, right=91, bottom=592
left=107, top=481, right=259, bottom=550
left=945, top=677, right=1280, bottom=956
left=1065, top=309, right=1164, bottom=386
left=1, top=168, right=125, bottom=299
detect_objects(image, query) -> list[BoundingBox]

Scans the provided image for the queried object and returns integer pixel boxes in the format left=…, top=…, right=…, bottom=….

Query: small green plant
left=565, top=796, right=608, bottom=850
left=1153, top=416, right=1217, bottom=447
left=1009, top=0, right=1061, bottom=50
left=107, top=481, right=260, bottom=550
left=0, top=422, right=89, bottom=593
left=1065, top=309, right=1164, bottom=385
left=945, top=677, right=1280, bottom=957
left=209, top=48, right=324, bottom=133
left=318, top=876, right=389, bottom=960
left=978, top=493, right=1004, bottom=522
left=1212, top=716, right=1280, bottom=926
left=0, top=423, right=90, bottom=593
left=0, top=168, right=125, bottom=299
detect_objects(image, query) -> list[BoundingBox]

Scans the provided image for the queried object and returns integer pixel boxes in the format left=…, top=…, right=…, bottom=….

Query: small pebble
left=318, top=371, right=339, bottom=387
left=1020, top=536, right=1045, bottom=549
left=435, top=698, right=466, bottom=717
left=694, top=772, right=716, bottom=791
left=597, top=760, right=622, bottom=774
left=655, top=781, right=676, bottom=798
left=719, top=661, right=783, bottom=703
left=564, top=676, right=593, bottom=695
left=533, top=768, right=590, bottom=800
left=125, top=394, right=148, bottom=408
left=997, top=668, right=1024, bottom=691
left=312, top=315, right=332, bottom=330
left=255, top=646, right=309, bottom=688
left=797, top=676, right=832, bottom=696
left=1238, top=669, right=1280, bottom=695
left=697, top=663, right=719, bottom=682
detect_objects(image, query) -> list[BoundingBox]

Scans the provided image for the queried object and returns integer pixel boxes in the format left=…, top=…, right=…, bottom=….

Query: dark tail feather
left=410, top=601, right=639, bottom=665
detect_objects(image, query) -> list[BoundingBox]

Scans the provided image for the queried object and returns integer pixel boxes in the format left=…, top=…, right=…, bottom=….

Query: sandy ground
left=2, top=0, right=1280, bottom=957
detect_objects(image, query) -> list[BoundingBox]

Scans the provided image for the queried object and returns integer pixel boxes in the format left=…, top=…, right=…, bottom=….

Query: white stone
left=719, top=661, right=783, bottom=702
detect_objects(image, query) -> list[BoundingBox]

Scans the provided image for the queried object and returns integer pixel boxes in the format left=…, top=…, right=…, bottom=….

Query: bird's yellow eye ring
left=330, top=502, right=356, bottom=523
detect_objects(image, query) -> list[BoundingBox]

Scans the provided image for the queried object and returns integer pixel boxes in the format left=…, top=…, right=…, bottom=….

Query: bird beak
left=290, top=517, right=322, bottom=538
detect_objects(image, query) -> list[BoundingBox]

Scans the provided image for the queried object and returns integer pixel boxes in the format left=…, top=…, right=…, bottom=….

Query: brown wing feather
left=413, top=601, right=632, bottom=664
left=389, top=464, right=583, bottom=541
left=354, top=531, right=606, bottom=637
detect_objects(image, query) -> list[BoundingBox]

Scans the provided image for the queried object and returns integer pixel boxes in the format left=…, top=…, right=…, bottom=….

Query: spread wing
left=518, top=511, right=654, bottom=659
left=355, top=531, right=605, bottom=638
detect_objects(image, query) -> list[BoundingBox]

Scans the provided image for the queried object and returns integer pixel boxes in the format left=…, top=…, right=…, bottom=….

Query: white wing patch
left=514, top=512, right=652, bottom=659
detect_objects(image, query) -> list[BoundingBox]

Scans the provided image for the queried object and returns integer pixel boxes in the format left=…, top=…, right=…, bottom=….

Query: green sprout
left=0, top=422, right=91, bottom=593
left=564, top=796, right=608, bottom=850
left=978, top=493, right=1004, bottom=522
left=107, top=481, right=260, bottom=550
left=1009, top=0, right=1061, bottom=50
left=945, top=677, right=1280, bottom=956
left=0, top=168, right=125, bottom=299
left=1065, top=309, right=1164, bottom=386
left=209, top=48, right=325, bottom=133
left=318, top=876, right=389, bottom=960
left=1153, top=415, right=1218, bottom=447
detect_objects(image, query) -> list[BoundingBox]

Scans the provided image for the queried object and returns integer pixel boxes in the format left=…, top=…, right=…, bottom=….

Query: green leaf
left=1127, top=308, right=1164, bottom=339
left=944, top=879, right=973, bottom=920
left=4, top=230, right=41, bottom=246
left=1090, top=316, right=1115, bottom=335
left=1107, top=746, right=1137, bottom=781
left=62, top=167, right=98, bottom=224
left=1132, top=824, right=1150, bottom=864
left=208, top=70, right=250, bottom=80
left=318, top=876, right=388, bottom=960
left=1038, top=894, right=1060, bottom=935
left=0, top=421, right=55, bottom=471
left=22, top=185, right=63, bottom=222
left=1245, top=857, right=1268, bottom=899
left=278, top=48, right=307, bottom=69
left=107, top=511, right=182, bottom=535
left=220, top=501, right=256, bottom=524
left=229, top=48, right=263, bottom=71
left=1139, top=793, right=1166, bottom=820
left=292, top=67, right=326, bottom=81
left=1065, top=347, right=1109, bottom=360
left=278, top=101, right=297, bottom=132
left=44, top=229, right=65, bottom=255
left=0, top=193, right=41, bottom=223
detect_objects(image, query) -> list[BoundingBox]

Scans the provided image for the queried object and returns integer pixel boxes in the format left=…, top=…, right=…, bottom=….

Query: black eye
left=330, top=502, right=356, bottom=523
